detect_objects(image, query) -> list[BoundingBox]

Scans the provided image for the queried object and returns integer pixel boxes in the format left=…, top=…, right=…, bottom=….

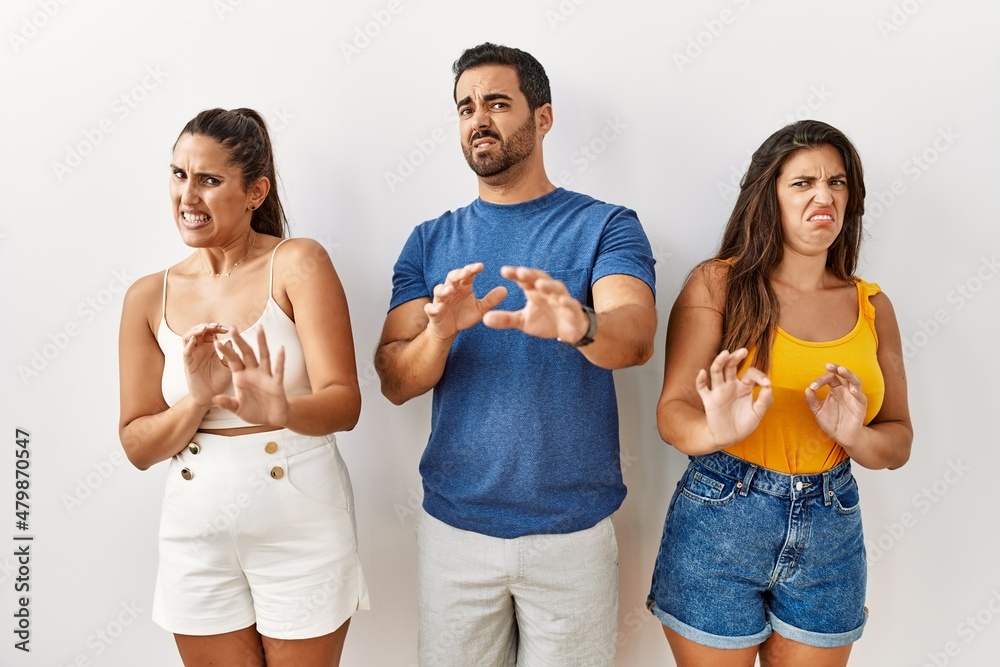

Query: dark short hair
left=174, top=108, right=287, bottom=238
left=452, top=42, right=551, bottom=111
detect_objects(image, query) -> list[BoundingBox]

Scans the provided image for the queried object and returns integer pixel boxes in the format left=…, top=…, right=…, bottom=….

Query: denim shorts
left=647, top=451, right=867, bottom=649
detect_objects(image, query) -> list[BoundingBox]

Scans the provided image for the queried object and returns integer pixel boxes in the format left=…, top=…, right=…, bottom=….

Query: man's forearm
left=376, top=328, right=455, bottom=404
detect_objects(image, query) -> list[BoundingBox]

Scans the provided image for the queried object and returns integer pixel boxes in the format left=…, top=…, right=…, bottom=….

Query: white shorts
left=416, top=510, right=619, bottom=667
left=152, top=429, right=369, bottom=639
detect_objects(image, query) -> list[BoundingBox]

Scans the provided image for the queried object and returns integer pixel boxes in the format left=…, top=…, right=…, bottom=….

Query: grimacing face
left=775, top=144, right=849, bottom=259
left=455, top=64, right=539, bottom=178
left=169, top=133, right=260, bottom=248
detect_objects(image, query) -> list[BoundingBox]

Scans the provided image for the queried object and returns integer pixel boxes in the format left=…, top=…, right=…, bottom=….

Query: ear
left=535, top=103, right=553, bottom=137
left=248, top=176, right=271, bottom=209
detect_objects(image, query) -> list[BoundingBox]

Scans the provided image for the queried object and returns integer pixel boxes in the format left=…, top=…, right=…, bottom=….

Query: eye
left=490, top=102, right=508, bottom=110
left=791, top=180, right=809, bottom=188
left=204, top=176, right=221, bottom=186
left=458, top=107, right=473, bottom=116
left=830, top=178, right=847, bottom=187
left=171, top=168, right=186, bottom=180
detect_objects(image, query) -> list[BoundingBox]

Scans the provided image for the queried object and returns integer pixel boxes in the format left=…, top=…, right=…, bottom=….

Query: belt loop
left=822, top=470, right=832, bottom=506
left=739, top=465, right=756, bottom=497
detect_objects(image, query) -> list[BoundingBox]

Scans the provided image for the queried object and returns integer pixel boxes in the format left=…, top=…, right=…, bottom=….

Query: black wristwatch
left=561, top=304, right=597, bottom=347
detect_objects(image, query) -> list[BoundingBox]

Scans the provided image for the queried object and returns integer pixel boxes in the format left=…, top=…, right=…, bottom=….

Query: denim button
left=795, top=481, right=804, bottom=491
left=264, top=441, right=278, bottom=454
left=181, top=468, right=193, bottom=481
left=188, top=442, right=201, bottom=455
left=270, top=466, right=284, bottom=480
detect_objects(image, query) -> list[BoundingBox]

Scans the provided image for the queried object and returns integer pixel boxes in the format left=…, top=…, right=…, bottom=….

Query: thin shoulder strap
left=269, top=238, right=292, bottom=298
left=161, top=268, right=170, bottom=320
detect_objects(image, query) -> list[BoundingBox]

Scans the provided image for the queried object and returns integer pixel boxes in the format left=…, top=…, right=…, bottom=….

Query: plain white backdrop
left=2, top=1, right=998, bottom=665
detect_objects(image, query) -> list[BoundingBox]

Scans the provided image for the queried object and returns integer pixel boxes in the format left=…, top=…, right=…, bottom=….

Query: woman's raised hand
left=213, top=327, right=289, bottom=428
left=805, top=363, right=867, bottom=448
left=182, top=322, right=233, bottom=407
left=695, top=348, right=773, bottom=447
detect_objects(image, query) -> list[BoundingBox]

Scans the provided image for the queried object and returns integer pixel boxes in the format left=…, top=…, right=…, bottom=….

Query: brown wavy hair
left=174, top=108, right=287, bottom=238
left=713, top=120, right=866, bottom=372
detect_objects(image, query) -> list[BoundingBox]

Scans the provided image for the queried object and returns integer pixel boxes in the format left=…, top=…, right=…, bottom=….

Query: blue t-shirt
left=389, top=187, right=656, bottom=538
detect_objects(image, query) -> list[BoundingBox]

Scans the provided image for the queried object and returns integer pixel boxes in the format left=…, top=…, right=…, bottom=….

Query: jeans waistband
left=692, top=450, right=853, bottom=503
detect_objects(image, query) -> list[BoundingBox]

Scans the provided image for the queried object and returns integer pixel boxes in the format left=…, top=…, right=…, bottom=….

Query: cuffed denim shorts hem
left=767, top=608, right=867, bottom=648
left=649, top=602, right=771, bottom=650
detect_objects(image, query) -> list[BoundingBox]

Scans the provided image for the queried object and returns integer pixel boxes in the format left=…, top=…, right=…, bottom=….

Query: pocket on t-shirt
left=545, top=268, right=591, bottom=302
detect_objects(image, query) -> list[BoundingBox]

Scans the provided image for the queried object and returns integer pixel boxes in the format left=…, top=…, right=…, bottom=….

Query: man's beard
left=463, top=114, right=536, bottom=178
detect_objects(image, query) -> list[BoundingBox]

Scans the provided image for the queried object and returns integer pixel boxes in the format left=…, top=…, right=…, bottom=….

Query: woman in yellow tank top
left=647, top=120, right=912, bottom=667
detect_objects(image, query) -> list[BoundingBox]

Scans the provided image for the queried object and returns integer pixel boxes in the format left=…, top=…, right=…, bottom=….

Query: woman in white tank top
left=118, top=108, right=368, bottom=666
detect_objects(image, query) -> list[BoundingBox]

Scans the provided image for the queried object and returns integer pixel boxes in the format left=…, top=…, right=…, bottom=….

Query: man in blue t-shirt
left=376, top=42, right=657, bottom=667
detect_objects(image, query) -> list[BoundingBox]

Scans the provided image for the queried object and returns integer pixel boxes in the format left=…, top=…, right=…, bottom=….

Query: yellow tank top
left=725, top=279, right=885, bottom=474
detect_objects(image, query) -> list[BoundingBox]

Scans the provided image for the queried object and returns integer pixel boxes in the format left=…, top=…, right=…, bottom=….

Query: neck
left=477, top=155, right=555, bottom=205
left=199, top=230, right=256, bottom=277
left=771, top=248, right=832, bottom=291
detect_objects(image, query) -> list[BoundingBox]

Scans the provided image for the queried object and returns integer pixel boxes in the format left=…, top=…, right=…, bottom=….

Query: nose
left=469, top=106, right=491, bottom=132
left=178, top=179, right=199, bottom=205
left=813, top=182, right=833, bottom=204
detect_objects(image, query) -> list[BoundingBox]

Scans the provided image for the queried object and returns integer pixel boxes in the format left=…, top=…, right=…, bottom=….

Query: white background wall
left=2, top=1, right=998, bottom=665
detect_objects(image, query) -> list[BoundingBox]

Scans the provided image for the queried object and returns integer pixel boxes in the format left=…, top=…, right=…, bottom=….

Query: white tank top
left=157, top=239, right=312, bottom=429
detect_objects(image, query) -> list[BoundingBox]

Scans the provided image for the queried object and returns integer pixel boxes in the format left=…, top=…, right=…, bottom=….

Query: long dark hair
left=174, top=108, right=287, bottom=238
left=714, top=119, right=866, bottom=372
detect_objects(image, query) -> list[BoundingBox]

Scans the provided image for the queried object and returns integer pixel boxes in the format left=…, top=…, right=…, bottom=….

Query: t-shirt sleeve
left=592, top=208, right=656, bottom=298
left=389, top=226, right=430, bottom=311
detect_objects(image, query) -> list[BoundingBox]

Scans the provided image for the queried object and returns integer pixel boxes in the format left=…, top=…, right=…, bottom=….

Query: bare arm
left=655, top=263, right=772, bottom=455
left=481, top=268, right=656, bottom=369
left=118, top=274, right=211, bottom=470
left=375, top=263, right=507, bottom=405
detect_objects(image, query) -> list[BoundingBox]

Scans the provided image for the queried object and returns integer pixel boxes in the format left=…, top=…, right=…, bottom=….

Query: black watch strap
left=564, top=304, right=597, bottom=347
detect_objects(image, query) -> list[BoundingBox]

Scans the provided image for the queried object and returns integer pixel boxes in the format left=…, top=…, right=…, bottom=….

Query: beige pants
left=416, top=509, right=619, bottom=667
